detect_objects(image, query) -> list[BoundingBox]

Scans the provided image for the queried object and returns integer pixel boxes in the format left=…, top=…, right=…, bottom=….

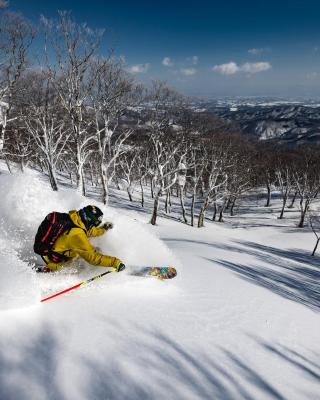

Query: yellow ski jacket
left=44, top=210, right=121, bottom=271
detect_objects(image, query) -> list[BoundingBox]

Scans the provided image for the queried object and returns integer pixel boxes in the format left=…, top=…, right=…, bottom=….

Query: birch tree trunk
left=47, top=161, right=58, bottom=191
left=288, top=191, right=298, bottom=208
left=212, top=202, right=218, bottom=221
left=179, top=186, right=188, bottom=223
left=198, top=196, right=210, bottom=228
left=191, top=191, right=196, bottom=227
left=140, top=178, right=144, bottom=208
left=127, top=187, right=133, bottom=202
left=151, top=192, right=160, bottom=225
left=5, top=157, right=12, bottom=173
left=218, top=202, right=227, bottom=222
left=312, top=238, right=320, bottom=256
left=230, top=198, right=236, bottom=216
left=298, top=199, right=310, bottom=228
left=165, top=190, right=171, bottom=214
left=279, top=190, right=288, bottom=219
left=100, top=163, right=109, bottom=205
left=265, top=183, right=271, bottom=207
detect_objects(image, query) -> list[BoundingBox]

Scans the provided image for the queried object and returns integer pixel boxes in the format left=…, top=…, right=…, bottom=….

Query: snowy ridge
left=194, top=99, right=320, bottom=144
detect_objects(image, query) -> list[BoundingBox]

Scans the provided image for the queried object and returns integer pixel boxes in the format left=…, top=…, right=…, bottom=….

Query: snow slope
left=0, top=167, right=319, bottom=400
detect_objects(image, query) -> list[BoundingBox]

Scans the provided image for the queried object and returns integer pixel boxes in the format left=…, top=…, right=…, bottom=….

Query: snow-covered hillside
left=0, top=167, right=319, bottom=400
left=203, top=102, right=320, bottom=145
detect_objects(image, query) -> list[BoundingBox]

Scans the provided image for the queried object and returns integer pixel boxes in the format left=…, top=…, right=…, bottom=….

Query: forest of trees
left=0, top=9, right=319, bottom=236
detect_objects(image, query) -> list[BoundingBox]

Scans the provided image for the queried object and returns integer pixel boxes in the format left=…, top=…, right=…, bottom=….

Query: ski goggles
left=93, top=215, right=103, bottom=226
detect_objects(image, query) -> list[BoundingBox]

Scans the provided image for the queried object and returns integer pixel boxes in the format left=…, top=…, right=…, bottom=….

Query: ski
left=40, top=266, right=177, bottom=303
left=129, top=266, right=177, bottom=279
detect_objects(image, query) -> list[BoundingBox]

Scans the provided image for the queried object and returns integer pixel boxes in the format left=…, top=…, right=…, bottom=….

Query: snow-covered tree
left=43, top=12, right=103, bottom=195
left=118, top=149, right=140, bottom=202
left=0, top=11, right=34, bottom=171
left=197, top=135, right=234, bottom=228
left=275, top=151, right=296, bottom=219
left=186, top=144, right=206, bottom=226
left=90, top=58, right=142, bottom=204
left=142, top=81, right=187, bottom=225
left=222, top=136, right=254, bottom=218
left=293, top=147, right=320, bottom=228
left=2, top=127, right=33, bottom=172
left=254, top=144, right=277, bottom=207
left=309, top=213, right=320, bottom=256
left=177, top=158, right=188, bottom=223
left=134, top=143, right=153, bottom=208
left=19, top=70, right=71, bottom=190
left=149, top=133, right=187, bottom=225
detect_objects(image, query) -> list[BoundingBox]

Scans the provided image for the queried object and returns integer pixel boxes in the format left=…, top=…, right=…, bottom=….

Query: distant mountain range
left=194, top=98, right=320, bottom=145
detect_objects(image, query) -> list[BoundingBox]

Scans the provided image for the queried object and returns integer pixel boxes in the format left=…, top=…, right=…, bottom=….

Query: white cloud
left=213, top=61, right=271, bottom=75
left=241, top=62, right=271, bottom=74
left=162, top=57, right=174, bottom=67
left=181, top=68, right=197, bottom=76
left=248, top=47, right=271, bottom=56
left=212, top=62, right=239, bottom=75
left=127, top=63, right=150, bottom=73
left=192, top=56, right=199, bottom=65
left=248, top=48, right=265, bottom=55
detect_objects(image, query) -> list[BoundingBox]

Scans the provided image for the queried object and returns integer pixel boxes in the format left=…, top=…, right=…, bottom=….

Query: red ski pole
left=40, top=270, right=113, bottom=303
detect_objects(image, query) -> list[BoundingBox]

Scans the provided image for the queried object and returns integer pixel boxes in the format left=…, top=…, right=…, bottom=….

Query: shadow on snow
left=164, top=237, right=320, bottom=311
left=0, top=323, right=319, bottom=400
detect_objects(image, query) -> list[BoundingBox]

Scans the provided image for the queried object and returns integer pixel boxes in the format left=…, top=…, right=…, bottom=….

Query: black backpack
left=34, top=212, right=75, bottom=263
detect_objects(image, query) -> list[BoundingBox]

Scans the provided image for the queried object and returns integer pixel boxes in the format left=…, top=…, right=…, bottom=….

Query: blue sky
left=10, top=0, right=320, bottom=98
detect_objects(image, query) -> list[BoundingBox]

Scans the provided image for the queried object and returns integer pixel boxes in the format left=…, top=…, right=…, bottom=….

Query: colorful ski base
left=130, top=266, right=177, bottom=280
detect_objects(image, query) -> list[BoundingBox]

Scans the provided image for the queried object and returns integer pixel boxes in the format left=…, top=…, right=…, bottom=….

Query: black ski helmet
left=79, top=205, right=103, bottom=229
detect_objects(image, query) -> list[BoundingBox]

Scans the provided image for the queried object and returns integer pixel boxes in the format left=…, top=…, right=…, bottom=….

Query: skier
left=34, top=205, right=125, bottom=273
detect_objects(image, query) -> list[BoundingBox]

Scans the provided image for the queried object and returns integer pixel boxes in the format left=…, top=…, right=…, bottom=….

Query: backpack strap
left=41, top=212, right=57, bottom=244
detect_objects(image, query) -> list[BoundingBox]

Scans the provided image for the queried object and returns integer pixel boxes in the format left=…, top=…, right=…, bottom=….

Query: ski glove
left=102, top=222, right=113, bottom=231
left=33, top=265, right=51, bottom=273
left=113, top=263, right=126, bottom=273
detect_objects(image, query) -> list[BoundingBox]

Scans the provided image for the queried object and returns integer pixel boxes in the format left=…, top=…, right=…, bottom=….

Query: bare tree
left=90, top=58, right=142, bottom=204
left=197, top=137, right=231, bottom=228
left=149, top=135, right=187, bottom=225
left=293, top=146, right=320, bottom=228
left=217, top=135, right=253, bottom=220
left=225, top=168, right=251, bottom=218
left=2, top=126, right=34, bottom=171
left=254, top=144, right=277, bottom=207
left=142, top=81, right=187, bottom=225
left=309, top=213, right=320, bottom=256
left=43, top=11, right=103, bottom=195
left=187, top=143, right=206, bottom=227
left=177, top=158, right=188, bottom=223
left=288, top=189, right=298, bottom=209
left=275, top=151, right=296, bottom=219
left=19, top=70, right=71, bottom=190
left=118, top=149, right=140, bottom=202
left=0, top=11, right=34, bottom=170
left=134, top=143, right=152, bottom=208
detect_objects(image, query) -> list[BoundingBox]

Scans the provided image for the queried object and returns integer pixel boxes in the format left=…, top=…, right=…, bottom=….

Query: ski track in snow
left=0, top=167, right=319, bottom=400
